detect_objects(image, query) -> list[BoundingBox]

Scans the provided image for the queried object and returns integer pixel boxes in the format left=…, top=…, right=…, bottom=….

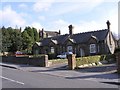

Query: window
left=51, top=47, right=55, bottom=53
left=90, top=44, right=96, bottom=53
left=67, top=46, right=73, bottom=52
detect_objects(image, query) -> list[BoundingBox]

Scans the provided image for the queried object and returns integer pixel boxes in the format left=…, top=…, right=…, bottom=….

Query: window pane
left=90, top=44, right=96, bottom=53
left=51, top=47, right=54, bottom=53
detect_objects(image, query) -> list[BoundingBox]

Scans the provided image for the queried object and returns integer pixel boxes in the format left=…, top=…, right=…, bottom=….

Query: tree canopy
left=1, top=26, right=40, bottom=54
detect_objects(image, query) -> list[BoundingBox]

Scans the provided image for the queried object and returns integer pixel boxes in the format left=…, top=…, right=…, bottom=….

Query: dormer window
left=90, top=44, right=96, bottom=53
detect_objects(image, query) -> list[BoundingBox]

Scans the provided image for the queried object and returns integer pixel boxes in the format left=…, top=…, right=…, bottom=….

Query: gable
left=106, top=31, right=116, bottom=54
left=88, top=37, right=98, bottom=44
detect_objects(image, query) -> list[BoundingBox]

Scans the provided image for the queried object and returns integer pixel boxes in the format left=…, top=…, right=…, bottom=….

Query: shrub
left=76, top=55, right=101, bottom=67
left=103, top=54, right=116, bottom=63
left=30, top=54, right=46, bottom=58
left=76, top=54, right=116, bottom=67
left=114, top=48, right=120, bottom=53
left=48, top=53, right=56, bottom=59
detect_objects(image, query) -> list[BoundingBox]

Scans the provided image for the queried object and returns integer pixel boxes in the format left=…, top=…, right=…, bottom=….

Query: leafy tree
left=9, top=30, right=23, bottom=52
left=1, top=26, right=40, bottom=54
left=2, top=27, right=23, bottom=53
left=32, top=27, right=40, bottom=42
left=21, top=30, right=32, bottom=53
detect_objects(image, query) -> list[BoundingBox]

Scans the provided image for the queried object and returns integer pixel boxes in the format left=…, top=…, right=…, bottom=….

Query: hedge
left=76, top=55, right=101, bottom=67
left=76, top=54, right=115, bottom=67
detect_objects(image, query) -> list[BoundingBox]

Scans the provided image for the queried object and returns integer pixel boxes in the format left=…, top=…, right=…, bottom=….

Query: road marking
left=0, top=76, right=24, bottom=85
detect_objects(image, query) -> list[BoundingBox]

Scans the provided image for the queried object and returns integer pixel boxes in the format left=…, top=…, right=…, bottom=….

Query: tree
left=2, top=27, right=11, bottom=52
left=2, top=27, right=23, bottom=53
left=21, top=30, right=32, bottom=52
left=1, top=26, right=40, bottom=54
left=32, top=27, right=39, bottom=42
left=21, top=27, right=40, bottom=53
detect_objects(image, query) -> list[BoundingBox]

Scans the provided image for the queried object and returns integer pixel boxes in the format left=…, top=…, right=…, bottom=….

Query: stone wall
left=2, top=55, right=48, bottom=67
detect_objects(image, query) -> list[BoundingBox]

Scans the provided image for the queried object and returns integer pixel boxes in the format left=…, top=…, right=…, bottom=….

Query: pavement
left=0, top=62, right=120, bottom=85
left=2, top=66, right=119, bottom=88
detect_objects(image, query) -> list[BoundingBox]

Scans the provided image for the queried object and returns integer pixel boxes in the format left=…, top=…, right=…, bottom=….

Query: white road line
left=0, top=76, right=24, bottom=85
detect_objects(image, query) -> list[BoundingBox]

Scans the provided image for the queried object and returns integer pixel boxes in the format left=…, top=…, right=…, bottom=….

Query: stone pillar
left=116, top=52, right=120, bottom=73
left=67, top=54, right=76, bottom=70
left=43, top=55, right=48, bottom=67
left=41, top=55, right=48, bottom=67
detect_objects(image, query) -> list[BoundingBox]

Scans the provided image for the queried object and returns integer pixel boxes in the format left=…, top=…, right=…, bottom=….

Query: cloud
left=38, top=16, right=45, bottom=21
left=31, top=22, right=43, bottom=31
left=0, top=5, right=26, bottom=28
left=1, top=0, right=119, bottom=3
left=49, top=19, right=69, bottom=34
left=33, top=0, right=55, bottom=12
left=108, top=10, right=118, bottom=35
left=19, top=3, right=28, bottom=9
left=50, top=0, right=105, bottom=16
left=73, top=21, right=105, bottom=34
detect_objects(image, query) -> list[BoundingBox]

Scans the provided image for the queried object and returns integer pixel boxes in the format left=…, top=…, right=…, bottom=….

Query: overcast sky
left=0, top=0, right=119, bottom=36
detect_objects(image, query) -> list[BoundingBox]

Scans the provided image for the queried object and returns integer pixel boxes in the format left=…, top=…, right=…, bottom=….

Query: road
left=1, top=66, right=119, bottom=88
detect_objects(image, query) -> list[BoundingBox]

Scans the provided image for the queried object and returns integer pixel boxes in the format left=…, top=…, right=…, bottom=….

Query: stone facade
left=39, top=28, right=60, bottom=39
left=33, top=21, right=117, bottom=57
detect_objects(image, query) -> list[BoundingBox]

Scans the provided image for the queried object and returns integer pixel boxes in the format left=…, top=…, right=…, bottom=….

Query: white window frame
left=67, top=46, right=73, bottom=52
left=90, top=44, right=96, bottom=53
left=51, top=47, right=55, bottom=53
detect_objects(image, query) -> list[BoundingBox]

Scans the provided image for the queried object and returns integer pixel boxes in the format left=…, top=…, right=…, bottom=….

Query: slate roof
left=45, top=31, right=59, bottom=37
left=39, top=29, right=109, bottom=46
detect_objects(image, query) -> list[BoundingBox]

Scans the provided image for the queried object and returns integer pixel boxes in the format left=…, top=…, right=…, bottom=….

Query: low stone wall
left=1, top=55, right=48, bottom=67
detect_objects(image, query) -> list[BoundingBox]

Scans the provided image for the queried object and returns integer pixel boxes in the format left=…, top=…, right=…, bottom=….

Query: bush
left=29, top=54, right=46, bottom=58
left=102, top=54, right=116, bottom=63
left=76, top=54, right=115, bottom=67
left=48, top=53, right=56, bottom=59
left=114, top=48, right=120, bottom=53
left=76, top=55, right=101, bottom=67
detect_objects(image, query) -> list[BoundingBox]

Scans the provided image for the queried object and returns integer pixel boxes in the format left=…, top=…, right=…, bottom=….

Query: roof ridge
left=74, top=29, right=108, bottom=35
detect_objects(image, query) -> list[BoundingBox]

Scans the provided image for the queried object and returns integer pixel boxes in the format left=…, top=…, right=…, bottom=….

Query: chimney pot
left=68, top=24, right=74, bottom=35
left=106, top=20, right=111, bottom=30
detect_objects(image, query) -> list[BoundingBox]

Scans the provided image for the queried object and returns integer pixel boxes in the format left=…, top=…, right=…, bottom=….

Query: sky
left=0, top=0, right=119, bottom=37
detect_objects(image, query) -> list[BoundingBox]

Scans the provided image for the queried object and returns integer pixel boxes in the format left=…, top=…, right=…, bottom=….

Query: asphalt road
left=1, top=66, right=119, bottom=88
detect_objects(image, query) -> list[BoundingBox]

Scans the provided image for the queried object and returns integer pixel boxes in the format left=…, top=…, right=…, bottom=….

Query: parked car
left=15, top=51, right=23, bottom=55
left=57, top=52, right=73, bottom=59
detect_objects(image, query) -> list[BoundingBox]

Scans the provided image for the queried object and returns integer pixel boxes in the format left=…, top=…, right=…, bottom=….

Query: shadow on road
left=75, top=65, right=117, bottom=72
left=101, top=82, right=120, bottom=85
left=31, top=65, right=69, bottom=72
left=66, top=73, right=119, bottom=80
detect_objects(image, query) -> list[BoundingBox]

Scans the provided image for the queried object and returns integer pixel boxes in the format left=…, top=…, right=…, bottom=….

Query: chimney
left=59, top=30, right=61, bottom=35
left=68, top=24, right=74, bottom=35
left=106, top=20, right=111, bottom=30
left=42, top=28, right=44, bottom=38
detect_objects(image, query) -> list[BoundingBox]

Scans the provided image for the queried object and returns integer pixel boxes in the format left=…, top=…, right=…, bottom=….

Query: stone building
left=39, top=28, right=61, bottom=39
left=33, top=21, right=117, bottom=57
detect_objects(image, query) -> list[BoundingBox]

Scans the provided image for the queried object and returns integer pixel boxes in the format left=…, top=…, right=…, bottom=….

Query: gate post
left=67, top=54, right=76, bottom=70
left=116, top=52, right=120, bottom=73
